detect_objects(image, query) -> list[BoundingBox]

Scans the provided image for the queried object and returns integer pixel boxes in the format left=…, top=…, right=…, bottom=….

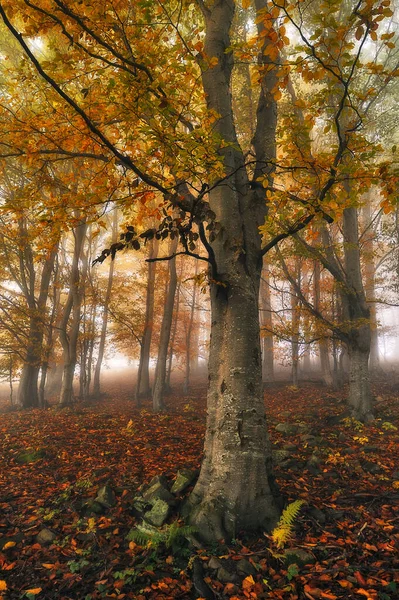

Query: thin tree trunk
left=152, top=237, right=178, bottom=411
left=166, top=279, right=181, bottom=391
left=362, top=192, right=380, bottom=373
left=93, top=209, right=118, bottom=398
left=260, top=262, right=274, bottom=383
left=136, top=237, right=158, bottom=402
left=183, top=262, right=198, bottom=394
left=59, top=219, right=87, bottom=407
left=17, top=242, right=58, bottom=408
left=313, top=259, right=333, bottom=386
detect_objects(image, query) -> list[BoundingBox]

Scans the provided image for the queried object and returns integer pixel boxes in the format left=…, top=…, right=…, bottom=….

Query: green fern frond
left=271, top=500, right=304, bottom=549
left=127, top=521, right=197, bottom=552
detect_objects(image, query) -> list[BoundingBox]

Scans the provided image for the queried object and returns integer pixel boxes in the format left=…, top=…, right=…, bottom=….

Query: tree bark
left=362, top=193, right=380, bottom=373
left=93, top=209, right=118, bottom=398
left=59, top=219, right=87, bottom=406
left=152, top=237, right=178, bottom=412
left=186, top=0, right=280, bottom=541
left=183, top=262, right=198, bottom=394
left=136, top=237, right=158, bottom=402
left=341, top=205, right=373, bottom=421
left=17, top=239, right=58, bottom=408
left=260, top=262, right=274, bottom=383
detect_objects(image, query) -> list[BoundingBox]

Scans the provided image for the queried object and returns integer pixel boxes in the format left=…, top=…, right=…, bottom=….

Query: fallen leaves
left=0, top=382, right=398, bottom=599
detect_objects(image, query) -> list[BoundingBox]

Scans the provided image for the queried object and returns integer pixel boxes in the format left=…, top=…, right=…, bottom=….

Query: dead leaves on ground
left=0, top=382, right=398, bottom=598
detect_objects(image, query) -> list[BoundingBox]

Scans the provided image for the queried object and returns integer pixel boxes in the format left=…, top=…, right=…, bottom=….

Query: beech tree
left=0, top=0, right=397, bottom=541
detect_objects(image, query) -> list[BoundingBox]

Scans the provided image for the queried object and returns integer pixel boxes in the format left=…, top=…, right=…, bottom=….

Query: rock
left=131, top=497, right=151, bottom=517
left=144, top=499, right=171, bottom=527
left=275, top=423, right=300, bottom=435
left=86, top=500, right=106, bottom=515
left=36, top=528, right=56, bottom=545
left=272, top=449, right=291, bottom=465
left=282, top=443, right=297, bottom=451
left=284, top=548, right=315, bottom=566
left=143, top=481, right=175, bottom=505
left=145, top=474, right=169, bottom=490
left=341, top=447, right=356, bottom=455
left=95, top=485, right=116, bottom=508
left=171, top=469, right=197, bottom=494
left=307, top=454, right=321, bottom=468
left=324, top=414, right=345, bottom=426
left=280, top=411, right=292, bottom=418
left=361, top=460, right=383, bottom=474
left=362, top=446, right=379, bottom=454
left=300, top=434, right=316, bottom=443
left=236, top=559, right=257, bottom=576
left=308, top=508, right=326, bottom=524
left=208, top=557, right=223, bottom=570
left=392, top=471, right=399, bottom=480
left=217, top=566, right=239, bottom=583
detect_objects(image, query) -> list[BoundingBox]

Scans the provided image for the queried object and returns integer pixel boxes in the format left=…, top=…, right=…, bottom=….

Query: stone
left=171, top=469, right=197, bottom=494
left=217, top=566, right=239, bottom=583
left=284, top=548, right=315, bottom=566
left=282, top=443, right=297, bottom=451
left=362, top=446, right=379, bottom=454
left=361, top=460, right=383, bottom=475
left=309, top=508, right=326, bottom=524
left=307, top=454, right=321, bottom=468
left=275, top=423, right=300, bottom=435
left=236, top=559, right=257, bottom=576
left=392, top=471, right=399, bottom=480
left=131, top=497, right=151, bottom=517
left=95, top=485, right=116, bottom=508
left=36, top=528, right=56, bottom=545
left=144, top=499, right=171, bottom=527
left=87, top=500, right=105, bottom=515
left=143, top=481, right=175, bottom=505
left=207, top=557, right=223, bottom=570
left=272, top=449, right=291, bottom=465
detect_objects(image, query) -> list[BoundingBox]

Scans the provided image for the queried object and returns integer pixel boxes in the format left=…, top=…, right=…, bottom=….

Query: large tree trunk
left=152, top=237, right=178, bottom=412
left=342, top=206, right=373, bottom=421
left=136, top=238, right=158, bottom=402
left=186, top=0, right=280, bottom=541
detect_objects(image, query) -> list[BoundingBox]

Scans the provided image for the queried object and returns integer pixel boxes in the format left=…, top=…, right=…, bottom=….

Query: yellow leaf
left=242, top=575, right=255, bottom=590
left=0, top=582, right=7, bottom=592
left=242, top=0, right=251, bottom=8
left=26, top=588, right=42, bottom=595
left=3, top=541, right=16, bottom=549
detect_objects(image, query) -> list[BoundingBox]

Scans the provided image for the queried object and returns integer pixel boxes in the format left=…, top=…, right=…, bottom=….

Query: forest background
left=0, top=0, right=398, bottom=598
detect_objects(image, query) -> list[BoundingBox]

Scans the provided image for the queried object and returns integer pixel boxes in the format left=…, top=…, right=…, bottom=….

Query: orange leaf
left=25, top=589, right=42, bottom=595
left=3, top=542, right=16, bottom=549
left=0, top=582, right=7, bottom=592
left=354, top=571, right=367, bottom=587
left=42, top=564, right=55, bottom=570
left=242, top=575, right=255, bottom=590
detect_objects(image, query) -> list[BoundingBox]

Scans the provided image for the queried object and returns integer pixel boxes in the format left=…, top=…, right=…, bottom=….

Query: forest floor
left=0, top=377, right=398, bottom=600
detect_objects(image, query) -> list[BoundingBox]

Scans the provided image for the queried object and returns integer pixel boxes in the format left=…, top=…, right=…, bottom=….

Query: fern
left=127, top=521, right=197, bottom=554
left=271, top=500, right=304, bottom=549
